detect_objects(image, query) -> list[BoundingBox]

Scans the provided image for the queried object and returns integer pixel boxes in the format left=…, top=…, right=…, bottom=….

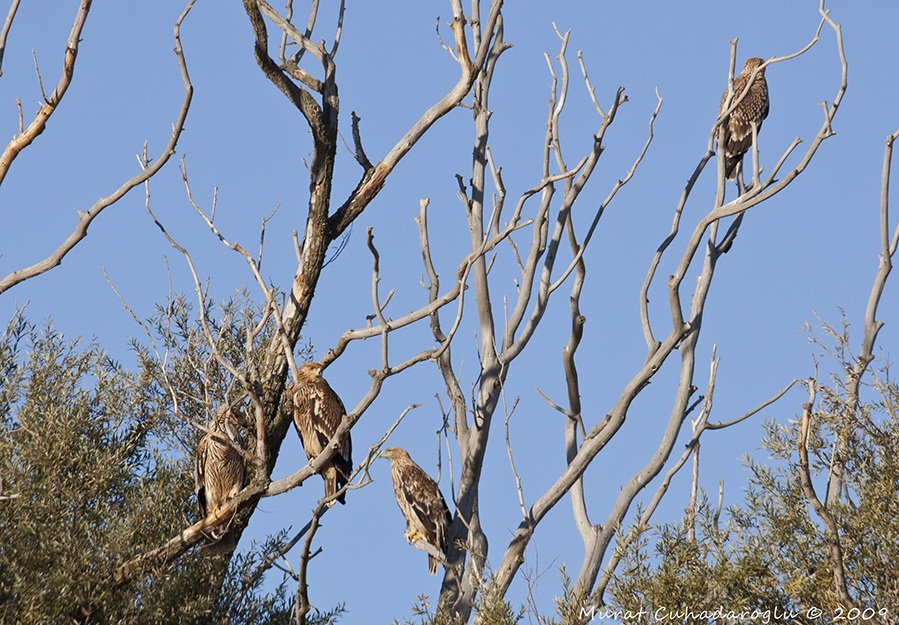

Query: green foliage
left=132, top=292, right=287, bottom=446
left=531, top=568, right=590, bottom=625
left=395, top=594, right=467, bottom=625
left=0, top=312, right=298, bottom=624
left=609, top=496, right=797, bottom=619
left=472, top=582, right=525, bottom=625
left=395, top=580, right=525, bottom=625
left=606, top=331, right=899, bottom=619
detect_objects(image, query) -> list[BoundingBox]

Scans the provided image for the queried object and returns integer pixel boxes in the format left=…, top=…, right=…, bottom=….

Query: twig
left=277, top=0, right=293, bottom=64
left=706, top=379, right=798, bottom=430
left=502, top=394, right=526, bottom=517
left=350, top=111, right=373, bottom=170
left=30, top=49, right=47, bottom=101
left=713, top=478, right=724, bottom=530
left=0, top=0, right=21, bottom=77
left=435, top=16, right=459, bottom=62
left=329, top=0, right=345, bottom=58
left=295, top=502, right=325, bottom=625
left=365, top=227, right=392, bottom=370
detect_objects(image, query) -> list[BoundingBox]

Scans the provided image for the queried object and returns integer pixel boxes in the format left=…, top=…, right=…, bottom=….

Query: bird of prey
left=380, top=446, right=452, bottom=575
left=195, top=406, right=247, bottom=553
left=718, top=57, right=769, bottom=180
left=292, top=362, right=353, bottom=506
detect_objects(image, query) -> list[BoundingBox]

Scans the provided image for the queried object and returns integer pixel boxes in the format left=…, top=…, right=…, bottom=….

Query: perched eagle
left=381, top=446, right=452, bottom=575
left=292, top=362, right=353, bottom=506
left=195, top=406, right=247, bottom=553
left=718, top=57, right=769, bottom=180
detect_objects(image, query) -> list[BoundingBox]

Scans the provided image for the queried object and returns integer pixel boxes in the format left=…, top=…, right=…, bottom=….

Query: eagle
left=380, top=446, right=452, bottom=575
left=292, top=361, right=353, bottom=506
left=195, top=406, right=247, bottom=553
left=718, top=57, right=769, bottom=180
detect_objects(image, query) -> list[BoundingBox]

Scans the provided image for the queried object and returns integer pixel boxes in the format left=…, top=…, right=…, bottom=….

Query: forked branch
left=0, top=0, right=195, bottom=295
left=0, top=0, right=90, bottom=186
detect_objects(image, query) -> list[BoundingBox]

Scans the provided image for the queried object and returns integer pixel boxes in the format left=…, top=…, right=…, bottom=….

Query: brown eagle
left=292, top=362, right=353, bottom=506
left=381, top=446, right=452, bottom=575
left=195, top=406, right=247, bottom=553
left=718, top=57, right=769, bottom=180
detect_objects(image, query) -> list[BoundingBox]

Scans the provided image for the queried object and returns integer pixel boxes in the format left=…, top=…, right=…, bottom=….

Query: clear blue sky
left=1, top=1, right=896, bottom=621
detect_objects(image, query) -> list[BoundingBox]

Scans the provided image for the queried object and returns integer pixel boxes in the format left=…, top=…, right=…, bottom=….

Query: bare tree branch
left=485, top=2, right=846, bottom=610
left=326, top=2, right=507, bottom=238
left=0, top=0, right=90, bottom=186
left=0, top=0, right=195, bottom=294
left=294, top=502, right=324, bottom=625
left=0, top=0, right=21, bottom=77
left=826, top=128, right=899, bottom=500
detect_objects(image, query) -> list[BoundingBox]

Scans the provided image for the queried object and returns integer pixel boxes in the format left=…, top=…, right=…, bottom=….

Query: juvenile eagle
left=381, top=446, right=452, bottom=575
left=292, top=362, right=353, bottom=506
left=718, top=57, right=769, bottom=180
left=195, top=406, right=247, bottom=553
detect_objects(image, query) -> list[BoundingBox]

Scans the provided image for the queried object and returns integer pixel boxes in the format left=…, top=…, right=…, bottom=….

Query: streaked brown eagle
left=292, top=361, right=353, bottom=506
left=195, top=406, right=247, bottom=553
left=381, top=446, right=452, bottom=575
left=718, top=57, right=769, bottom=180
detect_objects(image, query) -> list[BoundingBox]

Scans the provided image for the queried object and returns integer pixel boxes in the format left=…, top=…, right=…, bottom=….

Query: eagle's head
left=380, top=447, right=409, bottom=462
left=297, top=361, right=324, bottom=381
left=743, top=57, right=766, bottom=75
left=210, top=406, right=243, bottom=441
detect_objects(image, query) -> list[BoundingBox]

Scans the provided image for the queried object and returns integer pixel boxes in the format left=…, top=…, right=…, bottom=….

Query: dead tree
left=26, top=0, right=851, bottom=620
left=423, top=1, right=847, bottom=621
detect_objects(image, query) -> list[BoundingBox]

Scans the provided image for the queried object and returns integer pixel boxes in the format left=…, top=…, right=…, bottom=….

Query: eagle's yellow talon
left=405, top=529, right=422, bottom=543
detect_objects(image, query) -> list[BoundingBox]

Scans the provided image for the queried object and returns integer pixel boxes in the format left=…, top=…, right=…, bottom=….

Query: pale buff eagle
left=718, top=57, right=769, bottom=180
left=195, top=406, right=247, bottom=552
left=381, top=446, right=452, bottom=575
left=292, top=362, right=353, bottom=506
